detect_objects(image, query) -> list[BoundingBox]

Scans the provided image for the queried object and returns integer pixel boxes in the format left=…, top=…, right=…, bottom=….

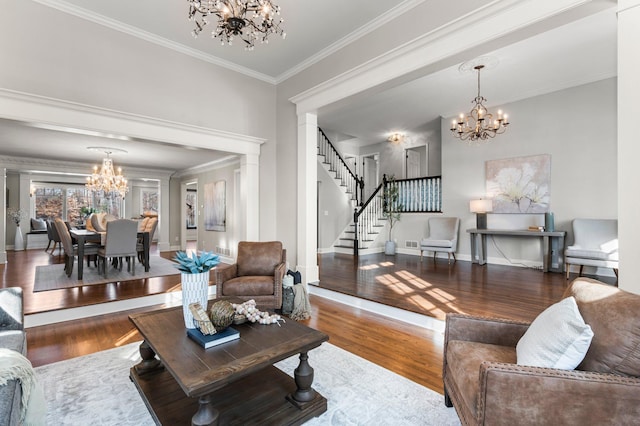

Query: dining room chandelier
left=187, top=0, right=285, bottom=50
left=85, top=148, right=129, bottom=198
left=450, top=64, right=509, bottom=142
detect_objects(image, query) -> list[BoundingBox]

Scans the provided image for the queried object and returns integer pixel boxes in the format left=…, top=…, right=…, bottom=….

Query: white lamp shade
left=469, top=199, right=493, bottom=213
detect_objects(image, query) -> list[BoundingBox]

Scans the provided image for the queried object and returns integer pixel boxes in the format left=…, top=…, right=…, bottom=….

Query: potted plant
left=382, top=175, right=402, bottom=255
left=173, top=250, right=220, bottom=328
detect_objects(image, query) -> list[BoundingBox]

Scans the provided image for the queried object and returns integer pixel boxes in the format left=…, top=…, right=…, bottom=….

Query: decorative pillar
left=241, top=153, right=260, bottom=241
left=296, top=113, right=319, bottom=285
left=618, top=0, right=640, bottom=293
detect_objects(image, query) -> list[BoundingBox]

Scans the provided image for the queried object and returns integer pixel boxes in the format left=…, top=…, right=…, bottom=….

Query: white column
left=296, top=113, right=319, bottom=284
left=618, top=0, right=640, bottom=293
left=157, top=177, right=171, bottom=252
left=0, top=167, right=6, bottom=263
left=241, top=153, right=259, bottom=241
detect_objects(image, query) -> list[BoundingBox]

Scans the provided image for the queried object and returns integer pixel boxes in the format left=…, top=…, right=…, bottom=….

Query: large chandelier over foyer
left=187, top=0, right=285, bottom=50
left=451, top=59, right=509, bottom=142
left=85, top=147, right=129, bottom=199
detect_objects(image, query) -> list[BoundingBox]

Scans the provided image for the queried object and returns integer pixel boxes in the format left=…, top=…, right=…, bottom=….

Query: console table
left=467, top=228, right=566, bottom=273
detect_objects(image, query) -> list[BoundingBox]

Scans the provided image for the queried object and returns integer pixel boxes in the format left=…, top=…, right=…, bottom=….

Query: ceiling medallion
left=188, top=0, right=285, bottom=50
left=451, top=57, right=509, bottom=143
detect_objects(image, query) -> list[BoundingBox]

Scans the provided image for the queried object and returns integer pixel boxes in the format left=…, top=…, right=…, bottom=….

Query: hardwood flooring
left=1, top=247, right=614, bottom=395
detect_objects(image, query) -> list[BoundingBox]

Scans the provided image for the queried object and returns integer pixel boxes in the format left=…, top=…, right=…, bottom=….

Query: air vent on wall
left=405, top=240, right=418, bottom=248
left=215, top=247, right=231, bottom=257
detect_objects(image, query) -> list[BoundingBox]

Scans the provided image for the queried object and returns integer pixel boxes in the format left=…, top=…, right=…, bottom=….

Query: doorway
left=404, top=145, right=429, bottom=178
left=362, top=153, right=379, bottom=200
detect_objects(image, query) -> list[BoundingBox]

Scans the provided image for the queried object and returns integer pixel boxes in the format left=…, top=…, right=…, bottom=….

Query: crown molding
left=32, top=0, right=277, bottom=84
left=172, top=155, right=241, bottom=178
left=0, top=154, right=173, bottom=180
left=289, top=0, right=596, bottom=112
left=0, top=88, right=265, bottom=156
left=275, top=0, right=427, bottom=83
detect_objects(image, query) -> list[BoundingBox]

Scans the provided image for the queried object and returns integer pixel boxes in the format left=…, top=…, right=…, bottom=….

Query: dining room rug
left=34, top=341, right=461, bottom=425
left=33, top=256, right=180, bottom=292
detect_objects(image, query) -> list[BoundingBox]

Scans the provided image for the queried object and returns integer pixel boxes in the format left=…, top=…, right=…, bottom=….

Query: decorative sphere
left=209, top=300, right=235, bottom=331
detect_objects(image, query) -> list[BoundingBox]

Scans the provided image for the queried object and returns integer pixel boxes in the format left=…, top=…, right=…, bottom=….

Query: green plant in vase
left=173, top=250, right=221, bottom=328
left=382, top=175, right=402, bottom=255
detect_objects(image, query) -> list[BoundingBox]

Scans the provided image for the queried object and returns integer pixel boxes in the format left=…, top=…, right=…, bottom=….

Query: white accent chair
left=420, top=217, right=460, bottom=263
left=565, top=218, right=618, bottom=280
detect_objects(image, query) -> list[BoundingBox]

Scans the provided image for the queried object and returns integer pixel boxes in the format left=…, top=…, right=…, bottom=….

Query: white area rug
left=33, top=256, right=180, bottom=292
left=35, top=342, right=460, bottom=425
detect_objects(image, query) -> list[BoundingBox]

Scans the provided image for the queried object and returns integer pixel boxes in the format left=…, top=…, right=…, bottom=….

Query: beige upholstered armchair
left=215, top=241, right=286, bottom=310
left=420, top=217, right=460, bottom=263
left=565, top=218, right=618, bottom=279
left=443, top=278, right=640, bottom=425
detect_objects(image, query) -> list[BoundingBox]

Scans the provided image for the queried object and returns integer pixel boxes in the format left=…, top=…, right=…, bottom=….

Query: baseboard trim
left=307, top=285, right=444, bottom=333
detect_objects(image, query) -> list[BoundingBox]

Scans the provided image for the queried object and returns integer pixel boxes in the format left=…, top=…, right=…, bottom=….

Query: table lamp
left=470, top=199, right=493, bottom=229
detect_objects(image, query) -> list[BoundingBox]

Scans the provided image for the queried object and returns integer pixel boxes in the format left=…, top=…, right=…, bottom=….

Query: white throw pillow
left=516, top=296, right=594, bottom=369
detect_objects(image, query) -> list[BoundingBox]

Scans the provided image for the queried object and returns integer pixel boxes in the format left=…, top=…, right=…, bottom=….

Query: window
left=33, top=184, right=123, bottom=224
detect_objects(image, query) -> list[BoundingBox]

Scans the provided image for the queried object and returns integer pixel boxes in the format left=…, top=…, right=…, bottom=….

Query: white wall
left=0, top=1, right=278, bottom=245
left=617, top=0, right=640, bottom=293
left=317, top=163, right=354, bottom=251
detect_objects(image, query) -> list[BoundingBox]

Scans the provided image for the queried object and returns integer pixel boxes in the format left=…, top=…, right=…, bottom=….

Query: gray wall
left=390, top=78, right=618, bottom=267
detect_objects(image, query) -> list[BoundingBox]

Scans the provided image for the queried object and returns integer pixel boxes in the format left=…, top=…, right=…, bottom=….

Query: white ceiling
left=2, top=1, right=617, bottom=174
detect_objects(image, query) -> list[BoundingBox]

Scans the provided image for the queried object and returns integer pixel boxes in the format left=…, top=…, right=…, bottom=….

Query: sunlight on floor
left=360, top=264, right=380, bottom=270
left=396, top=270, right=433, bottom=289
left=379, top=261, right=395, bottom=267
left=115, top=329, right=140, bottom=347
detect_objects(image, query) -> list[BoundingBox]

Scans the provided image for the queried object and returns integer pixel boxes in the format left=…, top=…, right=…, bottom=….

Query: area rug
left=34, top=342, right=460, bottom=425
left=33, top=256, right=180, bottom=292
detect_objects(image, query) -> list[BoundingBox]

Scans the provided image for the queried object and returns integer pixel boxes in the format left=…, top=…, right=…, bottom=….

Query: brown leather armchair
left=214, top=241, right=286, bottom=310
left=443, top=277, right=640, bottom=425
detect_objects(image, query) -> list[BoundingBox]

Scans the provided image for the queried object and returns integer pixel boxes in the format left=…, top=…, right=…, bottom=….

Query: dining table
left=70, top=229, right=150, bottom=280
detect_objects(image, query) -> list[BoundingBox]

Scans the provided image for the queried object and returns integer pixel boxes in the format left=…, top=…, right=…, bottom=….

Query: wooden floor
left=1, top=247, right=615, bottom=395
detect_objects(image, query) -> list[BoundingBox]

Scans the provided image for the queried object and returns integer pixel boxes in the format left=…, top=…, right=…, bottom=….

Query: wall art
left=204, top=180, right=226, bottom=231
left=486, top=154, right=551, bottom=213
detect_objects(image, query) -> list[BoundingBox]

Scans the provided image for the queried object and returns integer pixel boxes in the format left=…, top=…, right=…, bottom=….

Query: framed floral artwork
left=486, top=154, right=551, bottom=213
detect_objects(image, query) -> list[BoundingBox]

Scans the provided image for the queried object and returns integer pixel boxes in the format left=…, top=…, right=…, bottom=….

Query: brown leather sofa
left=214, top=241, right=286, bottom=310
left=443, top=277, right=640, bottom=425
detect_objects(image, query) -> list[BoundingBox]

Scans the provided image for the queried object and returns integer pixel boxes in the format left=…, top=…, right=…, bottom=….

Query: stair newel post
left=357, top=175, right=364, bottom=206
left=353, top=207, right=359, bottom=256
left=382, top=174, right=389, bottom=213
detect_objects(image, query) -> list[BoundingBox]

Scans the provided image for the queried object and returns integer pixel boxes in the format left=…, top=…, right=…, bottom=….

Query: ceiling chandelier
left=450, top=63, right=509, bottom=142
left=187, top=0, right=285, bottom=50
left=85, top=148, right=129, bottom=198
left=387, top=133, right=405, bottom=144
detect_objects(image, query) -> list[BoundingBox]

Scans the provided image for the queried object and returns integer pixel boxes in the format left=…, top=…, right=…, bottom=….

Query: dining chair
left=97, top=219, right=139, bottom=278
left=54, top=218, right=99, bottom=278
left=137, top=217, right=157, bottom=268
left=45, top=219, right=61, bottom=254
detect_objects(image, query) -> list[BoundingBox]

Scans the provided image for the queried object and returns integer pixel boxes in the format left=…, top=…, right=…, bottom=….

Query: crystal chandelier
left=187, top=0, right=285, bottom=50
left=450, top=64, right=509, bottom=142
left=85, top=148, right=129, bottom=198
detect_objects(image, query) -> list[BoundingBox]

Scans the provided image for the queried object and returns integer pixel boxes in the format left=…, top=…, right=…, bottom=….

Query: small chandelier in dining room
left=187, top=0, right=285, bottom=50
left=450, top=59, right=509, bottom=142
left=85, top=147, right=129, bottom=198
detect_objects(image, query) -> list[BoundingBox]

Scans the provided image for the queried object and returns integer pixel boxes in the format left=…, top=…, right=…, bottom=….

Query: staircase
left=317, top=128, right=443, bottom=256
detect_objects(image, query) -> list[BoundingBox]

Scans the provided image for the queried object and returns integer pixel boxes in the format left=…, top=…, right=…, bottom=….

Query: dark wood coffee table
left=129, top=302, right=329, bottom=425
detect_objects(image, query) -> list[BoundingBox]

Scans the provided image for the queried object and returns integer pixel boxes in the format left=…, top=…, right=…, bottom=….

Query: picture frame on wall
left=204, top=180, right=225, bottom=232
left=186, top=189, right=197, bottom=229
left=140, top=190, right=159, bottom=215
left=486, top=154, right=551, bottom=214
